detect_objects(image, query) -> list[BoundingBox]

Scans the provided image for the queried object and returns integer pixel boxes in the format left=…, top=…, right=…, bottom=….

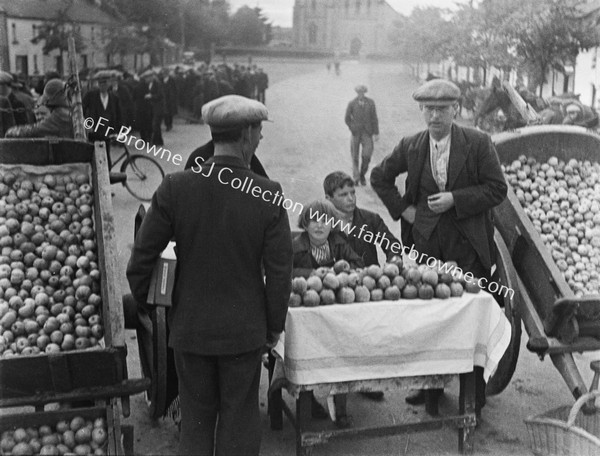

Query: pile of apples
left=0, top=415, right=108, bottom=455
left=0, top=168, right=104, bottom=358
left=503, top=155, right=600, bottom=297
left=289, top=258, right=482, bottom=307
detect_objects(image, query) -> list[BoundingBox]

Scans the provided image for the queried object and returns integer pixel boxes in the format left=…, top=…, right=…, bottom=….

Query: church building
left=293, top=0, right=402, bottom=56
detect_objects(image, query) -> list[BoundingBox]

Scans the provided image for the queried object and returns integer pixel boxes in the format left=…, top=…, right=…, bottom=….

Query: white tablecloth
left=273, top=292, right=511, bottom=386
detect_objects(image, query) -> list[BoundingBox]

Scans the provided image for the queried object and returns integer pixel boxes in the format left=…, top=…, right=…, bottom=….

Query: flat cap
left=0, top=71, right=13, bottom=85
left=355, top=84, right=367, bottom=93
left=139, top=69, right=155, bottom=79
left=93, top=69, right=113, bottom=81
left=202, top=95, right=269, bottom=133
left=413, top=79, right=461, bottom=106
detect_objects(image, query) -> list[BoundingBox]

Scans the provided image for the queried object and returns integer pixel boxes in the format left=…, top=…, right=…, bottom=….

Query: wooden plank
left=67, top=37, right=87, bottom=141
left=48, top=354, right=73, bottom=392
left=0, top=406, right=107, bottom=430
left=92, top=141, right=125, bottom=348
left=0, top=378, right=150, bottom=408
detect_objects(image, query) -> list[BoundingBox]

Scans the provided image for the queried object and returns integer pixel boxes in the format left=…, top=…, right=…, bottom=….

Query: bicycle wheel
left=121, top=155, right=165, bottom=201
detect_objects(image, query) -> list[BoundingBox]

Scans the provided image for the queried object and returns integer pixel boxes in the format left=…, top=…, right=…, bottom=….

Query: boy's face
left=306, top=219, right=331, bottom=245
left=327, top=184, right=356, bottom=214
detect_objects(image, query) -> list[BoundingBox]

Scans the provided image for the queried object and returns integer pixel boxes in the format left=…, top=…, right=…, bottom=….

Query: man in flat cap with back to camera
left=345, top=84, right=379, bottom=186
left=370, top=79, right=507, bottom=418
left=127, top=95, right=293, bottom=456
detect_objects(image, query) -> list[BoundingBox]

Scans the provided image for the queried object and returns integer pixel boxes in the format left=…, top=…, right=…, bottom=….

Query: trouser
left=164, top=112, right=173, bottom=130
left=151, top=114, right=164, bottom=146
left=411, top=215, right=489, bottom=281
left=257, top=90, right=266, bottom=104
left=350, top=133, right=374, bottom=181
left=175, top=347, right=263, bottom=456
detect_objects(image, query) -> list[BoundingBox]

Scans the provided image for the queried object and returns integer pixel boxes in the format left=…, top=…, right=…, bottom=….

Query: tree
left=503, top=0, right=600, bottom=95
left=31, top=7, right=86, bottom=57
left=229, top=5, right=268, bottom=45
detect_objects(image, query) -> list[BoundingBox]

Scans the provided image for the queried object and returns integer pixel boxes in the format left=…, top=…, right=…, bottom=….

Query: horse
left=473, top=86, right=528, bottom=132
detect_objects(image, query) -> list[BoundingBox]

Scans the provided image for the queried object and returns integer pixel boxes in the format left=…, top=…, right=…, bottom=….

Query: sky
left=227, top=0, right=467, bottom=27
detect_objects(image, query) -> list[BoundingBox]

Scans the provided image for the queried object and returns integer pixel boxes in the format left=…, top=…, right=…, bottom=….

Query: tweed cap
left=413, top=79, right=461, bottom=106
left=93, top=69, right=114, bottom=81
left=202, top=95, right=269, bottom=133
left=355, top=84, right=367, bottom=93
left=139, top=69, right=155, bottom=79
left=0, top=71, right=13, bottom=85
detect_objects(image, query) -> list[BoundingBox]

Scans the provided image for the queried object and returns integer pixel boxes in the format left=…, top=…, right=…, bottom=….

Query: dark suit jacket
left=184, top=140, right=268, bottom=178
left=370, top=124, right=507, bottom=270
left=292, top=231, right=364, bottom=278
left=147, top=80, right=166, bottom=117
left=82, top=90, right=121, bottom=140
left=343, top=207, right=401, bottom=266
left=127, top=156, right=293, bottom=355
left=345, top=96, right=379, bottom=136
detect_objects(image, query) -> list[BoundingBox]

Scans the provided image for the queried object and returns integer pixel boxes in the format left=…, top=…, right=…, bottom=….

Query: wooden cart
left=491, top=124, right=600, bottom=403
left=0, top=139, right=149, bottom=454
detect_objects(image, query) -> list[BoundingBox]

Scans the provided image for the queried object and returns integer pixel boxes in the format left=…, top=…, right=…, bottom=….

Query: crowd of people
left=0, top=61, right=270, bottom=146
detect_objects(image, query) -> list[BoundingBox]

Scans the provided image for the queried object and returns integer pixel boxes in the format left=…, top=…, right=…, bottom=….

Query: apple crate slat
left=0, top=139, right=148, bottom=409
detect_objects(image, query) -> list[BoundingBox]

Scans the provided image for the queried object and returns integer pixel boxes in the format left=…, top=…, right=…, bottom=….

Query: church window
left=308, top=23, right=317, bottom=44
left=356, top=0, right=360, bottom=14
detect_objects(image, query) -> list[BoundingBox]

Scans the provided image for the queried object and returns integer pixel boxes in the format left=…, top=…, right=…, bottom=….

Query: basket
left=525, top=391, right=600, bottom=456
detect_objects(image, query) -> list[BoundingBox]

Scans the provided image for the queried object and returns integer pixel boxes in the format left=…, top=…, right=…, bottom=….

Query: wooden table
left=268, top=292, right=511, bottom=455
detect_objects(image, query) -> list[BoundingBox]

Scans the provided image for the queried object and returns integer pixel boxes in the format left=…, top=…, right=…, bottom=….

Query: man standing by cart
left=345, top=84, right=379, bottom=186
left=127, top=95, right=293, bottom=456
left=370, top=79, right=507, bottom=415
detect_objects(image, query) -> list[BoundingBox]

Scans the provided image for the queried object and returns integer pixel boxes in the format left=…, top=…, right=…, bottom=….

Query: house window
left=308, top=23, right=317, bottom=44
left=33, top=55, right=39, bottom=73
left=32, top=24, right=37, bottom=38
left=11, top=23, right=18, bottom=44
left=91, top=26, right=95, bottom=42
left=15, top=56, right=28, bottom=75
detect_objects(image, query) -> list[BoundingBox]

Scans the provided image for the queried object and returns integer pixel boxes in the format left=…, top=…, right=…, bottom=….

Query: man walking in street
left=127, top=95, right=293, bottom=456
left=370, top=79, right=507, bottom=416
left=345, top=84, right=379, bottom=186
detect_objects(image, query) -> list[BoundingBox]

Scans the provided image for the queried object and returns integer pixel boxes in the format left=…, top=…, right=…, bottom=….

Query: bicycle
left=107, top=138, right=165, bottom=201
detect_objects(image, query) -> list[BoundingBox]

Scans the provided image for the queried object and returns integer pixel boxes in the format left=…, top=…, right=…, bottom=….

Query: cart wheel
left=486, top=230, right=522, bottom=396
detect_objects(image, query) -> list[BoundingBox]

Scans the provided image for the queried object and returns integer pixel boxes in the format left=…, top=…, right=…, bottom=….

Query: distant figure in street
left=344, top=84, right=379, bottom=186
left=333, top=53, right=341, bottom=76
left=255, top=68, right=268, bottom=104
left=140, top=69, right=165, bottom=146
left=162, top=68, right=178, bottom=131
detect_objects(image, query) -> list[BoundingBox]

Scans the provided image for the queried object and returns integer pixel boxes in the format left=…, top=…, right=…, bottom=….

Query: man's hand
left=401, top=205, right=416, bottom=224
left=373, top=134, right=380, bottom=142
left=266, top=331, right=282, bottom=349
left=428, top=192, right=454, bottom=213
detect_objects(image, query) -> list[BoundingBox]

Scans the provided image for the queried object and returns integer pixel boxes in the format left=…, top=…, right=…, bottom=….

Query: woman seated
left=292, top=199, right=364, bottom=429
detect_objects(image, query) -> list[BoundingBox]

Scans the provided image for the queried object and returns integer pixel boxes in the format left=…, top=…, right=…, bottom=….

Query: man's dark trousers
left=175, top=347, right=263, bottom=456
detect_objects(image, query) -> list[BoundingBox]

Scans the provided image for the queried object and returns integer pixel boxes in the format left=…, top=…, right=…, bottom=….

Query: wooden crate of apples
left=503, top=156, right=600, bottom=298
left=0, top=166, right=103, bottom=358
left=289, top=258, right=482, bottom=307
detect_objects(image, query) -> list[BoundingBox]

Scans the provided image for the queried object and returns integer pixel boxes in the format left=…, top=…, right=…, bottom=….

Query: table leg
left=296, top=391, right=313, bottom=456
left=459, top=371, right=476, bottom=454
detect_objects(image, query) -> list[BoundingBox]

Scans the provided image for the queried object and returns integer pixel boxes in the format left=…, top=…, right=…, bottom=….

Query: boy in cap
left=370, top=78, right=507, bottom=416
left=345, top=84, right=379, bottom=186
left=128, top=95, right=292, bottom=456
left=0, top=72, right=16, bottom=136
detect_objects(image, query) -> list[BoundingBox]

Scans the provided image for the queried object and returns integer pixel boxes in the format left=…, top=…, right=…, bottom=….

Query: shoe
left=334, top=414, right=353, bottom=429
left=311, top=397, right=329, bottom=419
left=360, top=391, right=384, bottom=401
left=360, top=176, right=366, bottom=186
